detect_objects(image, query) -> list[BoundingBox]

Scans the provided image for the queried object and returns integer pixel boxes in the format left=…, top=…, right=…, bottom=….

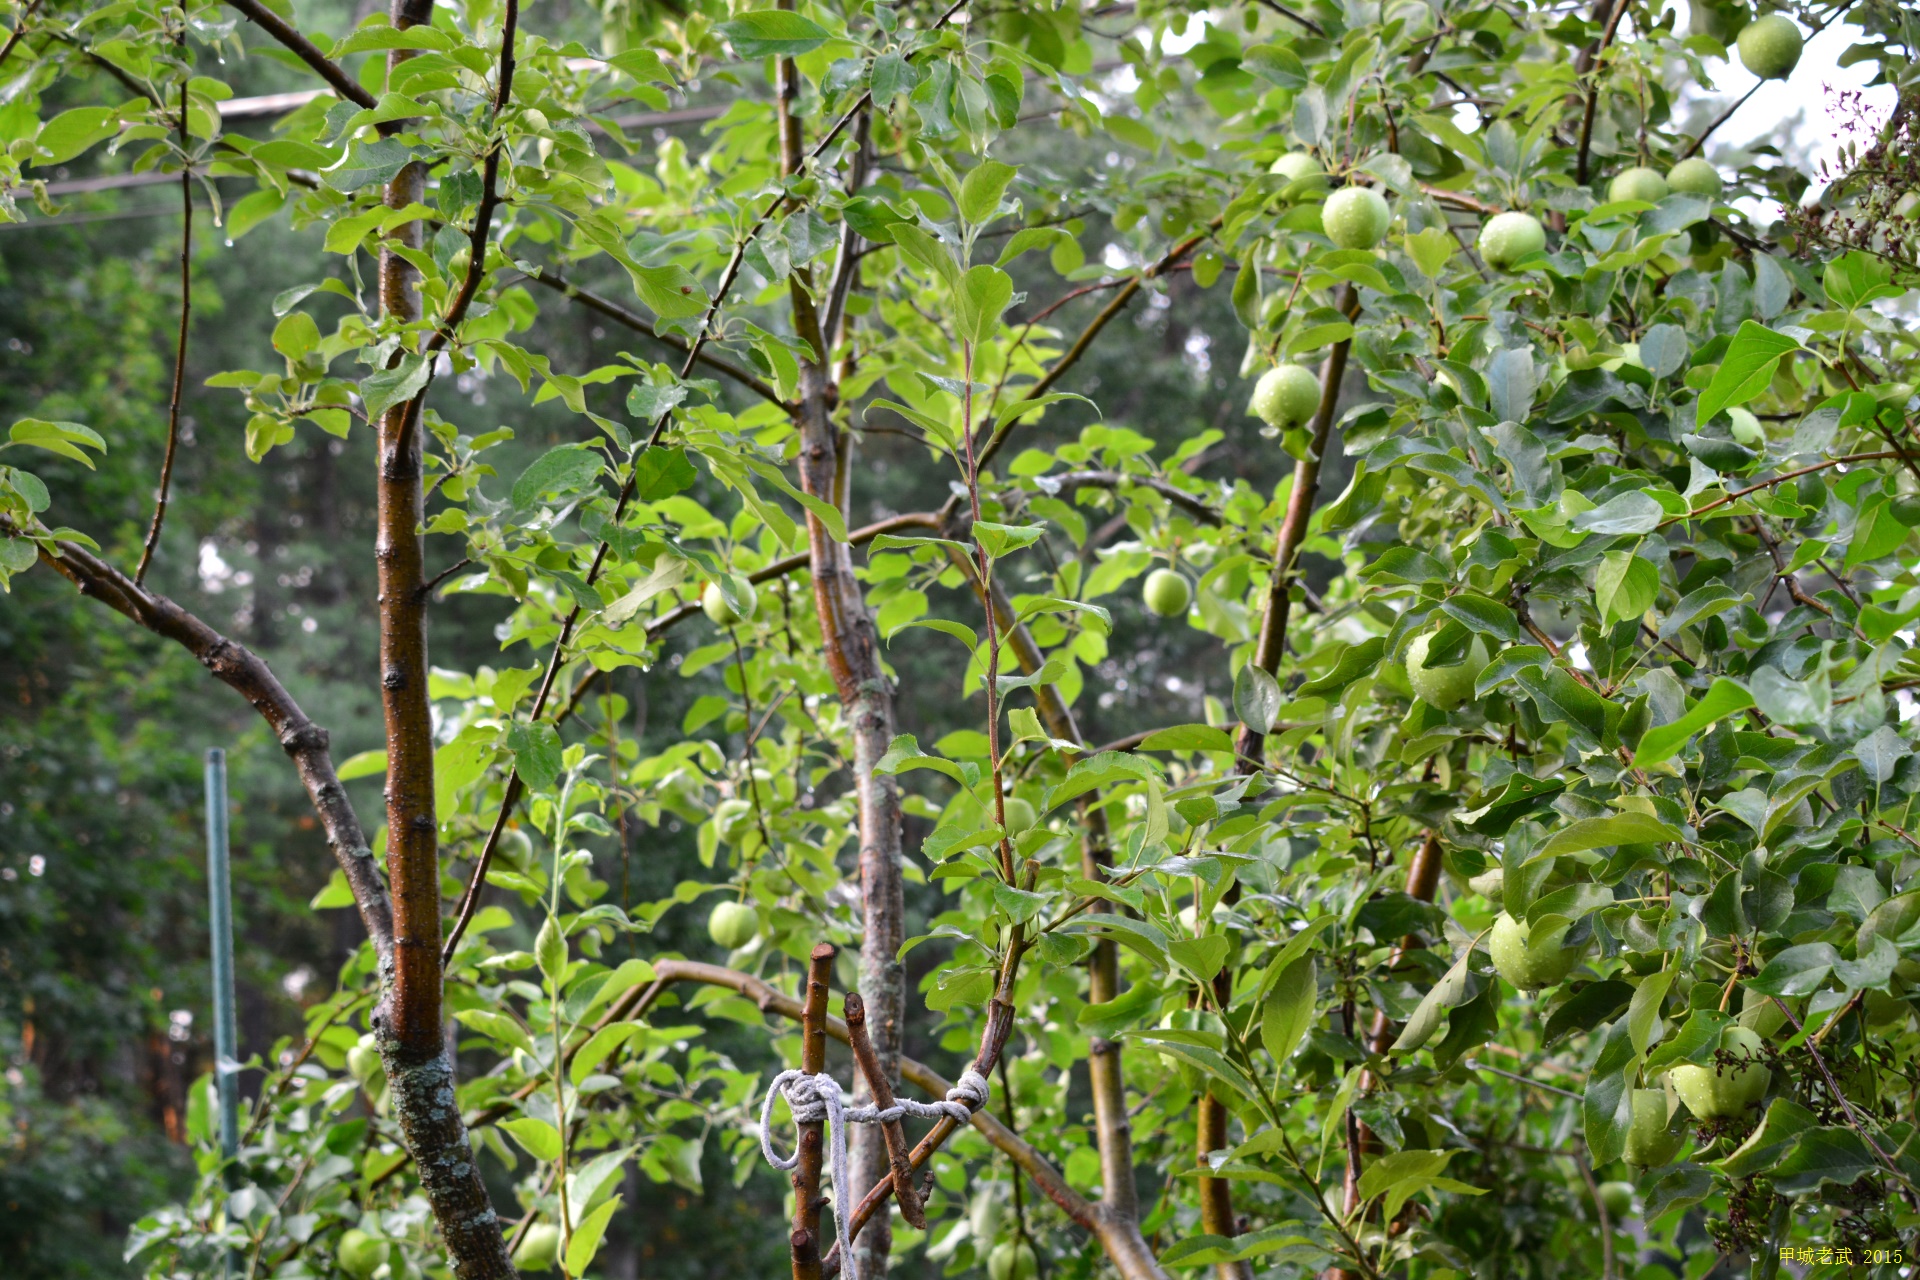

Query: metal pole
left=205, top=748, right=240, bottom=1277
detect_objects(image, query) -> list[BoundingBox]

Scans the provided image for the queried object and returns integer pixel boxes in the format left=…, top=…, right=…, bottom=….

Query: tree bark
left=367, top=2, right=515, bottom=1274
left=791, top=944, right=836, bottom=1280
left=1234, top=286, right=1361, bottom=766
left=777, top=45, right=900, bottom=1273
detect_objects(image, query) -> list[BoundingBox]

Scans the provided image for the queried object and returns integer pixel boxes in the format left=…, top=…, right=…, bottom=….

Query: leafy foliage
left=5, top=0, right=1920, bottom=1277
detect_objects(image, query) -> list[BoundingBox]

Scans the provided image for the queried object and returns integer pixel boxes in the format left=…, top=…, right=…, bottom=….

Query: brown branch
left=1421, top=183, right=1501, bottom=215
left=526, top=266, right=785, bottom=406
left=790, top=944, right=836, bottom=1280
left=1234, top=285, right=1361, bottom=768
left=220, top=0, right=376, bottom=110
left=1679, top=82, right=1762, bottom=161
left=1252, top=0, right=1324, bottom=36
left=0, top=0, right=46, bottom=82
left=423, top=557, right=474, bottom=598
left=424, top=0, right=518, bottom=358
left=1038, top=470, right=1223, bottom=525
left=977, top=221, right=1219, bottom=470
left=136, top=71, right=193, bottom=586
left=1658, top=451, right=1907, bottom=528
left=1575, top=0, right=1631, bottom=186
left=1767, top=995, right=1920, bottom=1210
left=842, top=992, right=927, bottom=1227
left=32, top=537, right=393, bottom=957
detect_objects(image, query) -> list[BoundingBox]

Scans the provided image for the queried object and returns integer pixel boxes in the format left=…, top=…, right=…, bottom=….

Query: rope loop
left=755, top=1065, right=992, bottom=1280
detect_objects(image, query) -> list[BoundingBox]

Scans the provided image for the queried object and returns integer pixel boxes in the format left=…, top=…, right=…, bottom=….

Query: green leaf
left=958, top=160, right=1017, bottom=226
left=1392, top=946, right=1474, bottom=1054
left=566, top=1195, right=624, bottom=1273
left=602, top=556, right=687, bottom=626
left=508, top=722, right=563, bottom=792
left=1595, top=550, right=1659, bottom=626
left=324, top=138, right=415, bottom=192
left=535, top=916, right=568, bottom=984
left=32, top=107, right=119, bottom=166
left=955, top=264, right=1014, bottom=344
left=1170, top=934, right=1230, bottom=982
left=1437, top=592, right=1521, bottom=642
left=512, top=445, right=604, bottom=510
left=501, top=1116, right=562, bottom=1161
left=569, top=1023, right=640, bottom=1085
left=1233, top=663, right=1282, bottom=735
left=1260, top=958, right=1315, bottom=1066
left=454, top=1009, right=537, bottom=1057
left=1582, top=1017, right=1636, bottom=1165
left=972, top=521, right=1044, bottom=558
left=1748, top=943, right=1839, bottom=997
left=1768, top=1128, right=1878, bottom=1197
left=1080, top=914, right=1170, bottom=968
left=359, top=355, right=431, bottom=422
left=1628, top=970, right=1674, bottom=1056
left=1138, top=724, right=1234, bottom=752
left=8, top=419, right=105, bottom=468
left=1078, top=979, right=1161, bottom=1039
left=1631, top=677, right=1754, bottom=766
left=1534, top=812, right=1682, bottom=860
left=1696, top=321, right=1801, bottom=424
left=632, top=447, right=697, bottom=500
left=718, top=11, right=833, bottom=58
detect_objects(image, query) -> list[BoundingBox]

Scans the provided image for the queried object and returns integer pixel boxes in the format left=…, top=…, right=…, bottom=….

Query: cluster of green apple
left=1482, top=906, right=1774, bottom=1168
left=1253, top=13, right=1802, bottom=305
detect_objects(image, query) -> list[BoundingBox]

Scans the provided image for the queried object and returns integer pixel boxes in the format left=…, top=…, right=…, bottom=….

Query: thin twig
left=0, top=0, right=45, bottom=74
left=1251, top=0, right=1324, bottom=36
left=136, top=66, right=194, bottom=586
left=219, top=0, right=375, bottom=109
left=1680, top=82, right=1762, bottom=160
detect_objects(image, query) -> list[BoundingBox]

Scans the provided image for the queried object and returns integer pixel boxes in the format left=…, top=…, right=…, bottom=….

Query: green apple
left=969, top=1188, right=1005, bottom=1244
left=1405, top=631, right=1491, bottom=711
left=1598, top=1181, right=1635, bottom=1217
left=1670, top=1025, right=1771, bottom=1119
left=988, top=1241, right=1039, bottom=1280
left=1250, top=364, right=1322, bottom=429
left=1489, top=911, right=1584, bottom=990
left=513, top=1223, right=561, bottom=1273
left=1738, top=14, right=1803, bottom=79
left=1625, top=1087, right=1684, bottom=1167
left=1667, top=157, right=1723, bottom=197
left=1143, top=568, right=1192, bottom=618
left=702, top=579, right=756, bottom=626
left=708, top=900, right=759, bottom=950
left=1477, top=211, right=1547, bottom=271
left=1322, top=187, right=1391, bottom=250
left=346, top=1036, right=383, bottom=1088
left=1269, top=151, right=1327, bottom=193
left=1001, top=796, right=1037, bottom=833
left=1608, top=166, right=1669, bottom=205
left=1727, top=406, right=1765, bottom=447
left=337, top=1229, right=389, bottom=1280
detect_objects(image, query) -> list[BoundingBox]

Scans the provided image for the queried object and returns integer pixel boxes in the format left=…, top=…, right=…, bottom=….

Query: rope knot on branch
left=758, top=1065, right=991, bottom=1280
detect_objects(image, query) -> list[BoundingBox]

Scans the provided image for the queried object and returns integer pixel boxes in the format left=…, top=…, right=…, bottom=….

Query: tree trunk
left=777, top=39, right=899, bottom=1271
left=369, top=3, right=515, bottom=1274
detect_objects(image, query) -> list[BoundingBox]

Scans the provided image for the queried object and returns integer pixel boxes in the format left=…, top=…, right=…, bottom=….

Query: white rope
left=757, top=1065, right=991, bottom=1280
